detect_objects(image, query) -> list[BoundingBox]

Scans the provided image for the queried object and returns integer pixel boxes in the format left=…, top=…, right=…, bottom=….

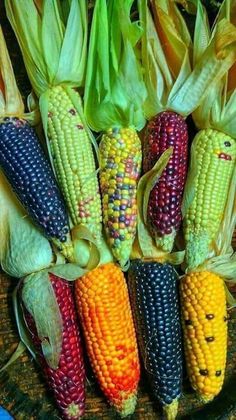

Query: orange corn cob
left=75, top=262, right=140, bottom=416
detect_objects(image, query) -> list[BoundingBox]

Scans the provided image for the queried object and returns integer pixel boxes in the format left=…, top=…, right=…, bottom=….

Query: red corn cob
left=143, top=111, right=188, bottom=251
left=22, top=274, right=85, bottom=420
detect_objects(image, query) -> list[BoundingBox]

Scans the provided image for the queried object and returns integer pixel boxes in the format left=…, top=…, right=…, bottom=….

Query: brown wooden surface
left=0, top=2, right=236, bottom=419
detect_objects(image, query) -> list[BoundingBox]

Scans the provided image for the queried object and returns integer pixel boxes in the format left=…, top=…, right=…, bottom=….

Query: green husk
left=84, top=0, right=147, bottom=132
left=0, top=342, right=26, bottom=373
left=131, top=148, right=185, bottom=265
left=0, top=25, right=39, bottom=125
left=22, top=271, right=63, bottom=369
left=0, top=172, right=53, bottom=278
left=5, top=0, right=87, bottom=95
left=183, top=0, right=236, bottom=138
left=0, top=26, right=24, bottom=117
left=138, top=0, right=236, bottom=119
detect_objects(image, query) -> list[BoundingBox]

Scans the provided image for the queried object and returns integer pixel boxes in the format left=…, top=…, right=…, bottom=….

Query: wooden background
left=0, top=2, right=236, bottom=419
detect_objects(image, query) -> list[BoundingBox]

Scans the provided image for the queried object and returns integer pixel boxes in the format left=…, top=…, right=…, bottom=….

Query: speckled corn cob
left=180, top=271, right=228, bottom=401
left=23, top=273, right=86, bottom=420
left=99, top=127, right=142, bottom=267
left=143, top=111, right=188, bottom=252
left=184, top=129, right=236, bottom=269
left=128, top=260, right=183, bottom=418
left=75, top=262, right=140, bottom=416
left=47, top=85, right=102, bottom=241
left=0, top=116, right=72, bottom=257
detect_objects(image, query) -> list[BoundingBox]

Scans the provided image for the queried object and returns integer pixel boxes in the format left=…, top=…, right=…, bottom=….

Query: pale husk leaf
left=5, top=0, right=88, bottom=96
left=0, top=172, right=53, bottom=278
left=0, top=26, right=24, bottom=117
left=22, top=271, right=63, bottom=369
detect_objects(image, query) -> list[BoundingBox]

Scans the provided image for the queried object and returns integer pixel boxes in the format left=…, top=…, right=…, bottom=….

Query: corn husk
left=192, top=0, right=236, bottom=138
left=0, top=172, right=53, bottom=278
left=138, top=0, right=236, bottom=119
left=0, top=25, right=39, bottom=125
left=84, top=0, right=147, bottom=132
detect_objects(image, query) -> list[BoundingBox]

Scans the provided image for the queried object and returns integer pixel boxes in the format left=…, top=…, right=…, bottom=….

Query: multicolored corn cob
left=100, top=128, right=142, bottom=267
left=0, top=116, right=72, bottom=257
left=23, top=273, right=86, bottom=420
left=75, top=262, right=140, bottom=416
left=128, top=260, right=183, bottom=418
left=184, top=129, right=236, bottom=269
left=143, top=111, right=188, bottom=252
left=180, top=271, right=228, bottom=401
left=47, top=86, right=102, bottom=242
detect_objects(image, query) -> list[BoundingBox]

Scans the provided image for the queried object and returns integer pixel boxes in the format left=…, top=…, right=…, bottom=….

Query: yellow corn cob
left=184, top=128, right=236, bottom=269
left=100, top=127, right=142, bottom=267
left=180, top=270, right=227, bottom=401
left=75, top=262, right=140, bottom=416
left=47, top=85, right=102, bottom=242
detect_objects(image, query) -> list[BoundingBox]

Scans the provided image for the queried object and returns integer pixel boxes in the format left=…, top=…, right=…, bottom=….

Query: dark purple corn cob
left=0, top=116, right=70, bottom=244
left=23, top=273, right=85, bottom=420
left=128, top=260, right=183, bottom=414
left=143, top=111, right=188, bottom=251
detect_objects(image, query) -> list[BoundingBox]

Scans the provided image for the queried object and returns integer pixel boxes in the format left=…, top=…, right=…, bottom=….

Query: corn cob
left=180, top=271, right=227, bottom=401
left=75, top=262, right=140, bottom=416
left=22, top=273, right=86, bottom=420
left=47, top=85, right=102, bottom=242
left=5, top=1, right=103, bottom=252
left=100, top=128, right=142, bottom=267
left=128, top=260, right=183, bottom=418
left=0, top=24, right=72, bottom=258
left=0, top=116, right=72, bottom=255
left=143, top=111, right=188, bottom=252
left=184, top=129, right=236, bottom=269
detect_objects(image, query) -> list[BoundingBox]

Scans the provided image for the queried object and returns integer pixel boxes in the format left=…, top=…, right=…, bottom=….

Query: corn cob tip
left=163, top=399, right=179, bottom=420
left=155, top=230, right=176, bottom=253
left=118, top=393, right=137, bottom=418
left=112, top=239, right=133, bottom=269
left=52, top=237, right=75, bottom=262
left=65, top=401, right=84, bottom=419
left=185, top=232, right=209, bottom=269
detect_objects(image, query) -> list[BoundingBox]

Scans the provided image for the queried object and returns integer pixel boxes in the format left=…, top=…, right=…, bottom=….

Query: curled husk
left=138, top=0, right=236, bottom=119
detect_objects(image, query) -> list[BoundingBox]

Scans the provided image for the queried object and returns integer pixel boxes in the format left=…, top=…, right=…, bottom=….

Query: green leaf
left=22, top=271, right=63, bottom=369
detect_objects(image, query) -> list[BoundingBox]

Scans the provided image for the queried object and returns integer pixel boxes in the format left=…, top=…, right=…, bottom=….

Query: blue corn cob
left=0, top=116, right=71, bottom=251
left=128, top=260, right=183, bottom=416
